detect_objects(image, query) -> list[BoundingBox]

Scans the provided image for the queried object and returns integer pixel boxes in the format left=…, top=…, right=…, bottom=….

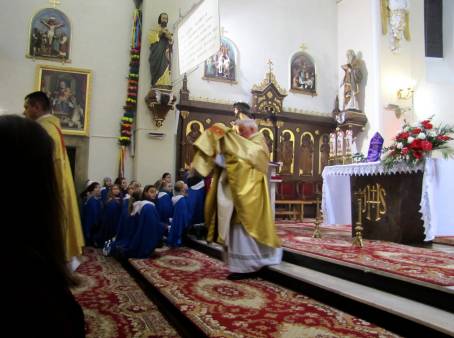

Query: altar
left=321, top=159, right=454, bottom=242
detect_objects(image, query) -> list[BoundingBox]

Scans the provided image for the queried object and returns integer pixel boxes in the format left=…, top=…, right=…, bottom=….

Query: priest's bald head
left=236, top=118, right=258, bottom=139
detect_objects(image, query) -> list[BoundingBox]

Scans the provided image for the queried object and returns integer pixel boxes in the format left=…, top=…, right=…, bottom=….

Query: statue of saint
left=340, top=50, right=362, bottom=111
left=148, top=13, right=173, bottom=89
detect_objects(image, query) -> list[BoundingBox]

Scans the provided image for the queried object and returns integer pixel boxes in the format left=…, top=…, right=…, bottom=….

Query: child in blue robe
left=157, top=181, right=173, bottom=225
left=100, top=176, right=112, bottom=205
left=187, top=174, right=206, bottom=226
left=161, top=172, right=173, bottom=197
left=80, top=181, right=102, bottom=246
left=110, top=186, right=137, bottom=257
left=100, top=184, right=122, bottom=244
left=167, top=181, right=190, bottom=247
left=127, top=185, right=164, bottom=258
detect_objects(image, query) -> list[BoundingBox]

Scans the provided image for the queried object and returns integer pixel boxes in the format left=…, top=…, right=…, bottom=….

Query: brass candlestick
left=352, top=197, right=364, bottom=247
left=312, top=197, right=322, bottom=238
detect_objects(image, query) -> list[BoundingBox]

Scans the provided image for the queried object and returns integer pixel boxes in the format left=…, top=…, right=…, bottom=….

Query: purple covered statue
left=367, top=132, right=384, bottom=162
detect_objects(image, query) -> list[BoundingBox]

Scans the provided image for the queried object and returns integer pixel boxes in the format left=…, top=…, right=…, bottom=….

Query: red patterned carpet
left=276, top=224, right=454, bottom=287
left=72, top=248, right=179, bottom=338
left=131, top=247, right=399, bottom=338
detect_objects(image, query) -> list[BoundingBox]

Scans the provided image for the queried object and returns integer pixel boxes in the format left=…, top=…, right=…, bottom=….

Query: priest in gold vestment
left=192, top=119, right=282, bottom=280
left=24, top=92, right=85, bottom=267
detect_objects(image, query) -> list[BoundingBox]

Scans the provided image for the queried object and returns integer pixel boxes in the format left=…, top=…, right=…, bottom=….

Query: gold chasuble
left=192, top=123, right=281, bottom=249
left=37, top=115, right=85, bottom=259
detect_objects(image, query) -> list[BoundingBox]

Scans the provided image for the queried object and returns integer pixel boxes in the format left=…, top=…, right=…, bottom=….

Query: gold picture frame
left=35, top=64, right=92, bottom=136
left=27, top=7, right=72, bottom=63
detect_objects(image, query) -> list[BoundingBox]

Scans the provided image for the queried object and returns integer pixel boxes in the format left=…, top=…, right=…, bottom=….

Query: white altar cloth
left=321, top=159, right=454, bottom=241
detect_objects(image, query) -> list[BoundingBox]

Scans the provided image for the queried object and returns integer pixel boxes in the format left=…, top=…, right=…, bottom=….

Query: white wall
left=378, top=0, right=426, bottom=143
left=0, top=0, right=134, bottom=182
left=136, top=0, right=339, bottom=185
left=337, top=0, right=382, bottom=153
left=338, top=0, right=454, bottom=150
left=183, top=0, right=338, bottom=113
left=416, top=0, right=454, bottom=126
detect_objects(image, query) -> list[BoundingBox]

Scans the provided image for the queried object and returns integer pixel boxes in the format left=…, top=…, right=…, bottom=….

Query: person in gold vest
left=24, top=91, right=85, bottom=270
left=192, top=118, right=282, bottom=280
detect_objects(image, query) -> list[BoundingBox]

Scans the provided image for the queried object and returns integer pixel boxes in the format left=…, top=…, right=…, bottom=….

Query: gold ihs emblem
left=355, top=183, right=387, bottom=221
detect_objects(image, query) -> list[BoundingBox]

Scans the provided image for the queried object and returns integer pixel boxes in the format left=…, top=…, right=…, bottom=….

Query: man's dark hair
left=162, top=172, right=171, bottom=179
left=25, top=91, right=51, bottom=112
left=158, top=12, right=168, bottom=24
left=233, top=101, right=254, bottom=118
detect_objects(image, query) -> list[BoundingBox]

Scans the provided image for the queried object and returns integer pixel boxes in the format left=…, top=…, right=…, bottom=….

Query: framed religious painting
left=36, top=65, right=92, bottom=136
left=27, top=7, right=71, bottom=63
left=203, top=36, right=237, bottom=83
left=290, top=51, right=316, bottom=96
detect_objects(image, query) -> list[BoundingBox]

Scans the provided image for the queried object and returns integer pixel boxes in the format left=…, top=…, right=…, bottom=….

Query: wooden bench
left=275, top=199, right=321, bottom=221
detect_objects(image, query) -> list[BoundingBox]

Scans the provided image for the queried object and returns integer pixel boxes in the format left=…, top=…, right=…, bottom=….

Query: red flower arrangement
left=382, top=117, right=454, bottom=168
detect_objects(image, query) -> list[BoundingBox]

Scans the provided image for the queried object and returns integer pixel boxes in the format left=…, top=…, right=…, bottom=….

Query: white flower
left=428, top=130, right=436, bottom=137
left=407, top=136, right=415, bottom=143
left=404, top=126, right=411, bottom=132
left=417, top=132, right=426, bottom=139
left=396, top=142, right=403, bottom=149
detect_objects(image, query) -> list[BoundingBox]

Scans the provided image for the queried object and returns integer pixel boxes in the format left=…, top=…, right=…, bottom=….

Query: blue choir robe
left=111, top=197, right=136, bottom=256
left=81, top=196, right=102, bottom=246
left=157, top=191, right=173, bottom=224
left=187, top=180, right=206, bottom=226
left=160, top=188, right=173, bottom=198
left=100, top=187, right=110, bottom=205
left=127, top=201, right=164, bottom=258
left=100, top=198, right=122, bottom=243
left=167, top=195, right=190, bottom=247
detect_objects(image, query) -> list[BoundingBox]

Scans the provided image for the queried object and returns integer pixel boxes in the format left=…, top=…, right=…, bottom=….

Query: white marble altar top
left=322, top=161, right=424, bottom=177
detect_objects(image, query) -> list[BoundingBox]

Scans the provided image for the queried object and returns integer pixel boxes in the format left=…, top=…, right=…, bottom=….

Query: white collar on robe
left=131, top=200, right=154, bottom=215
left=158, top=191, right=168, bottom=199
left=123, top=194, right=130, bottom=200
left=190, top=180, right=205, bottom=190
left=172, top=194, right=184, bottom=206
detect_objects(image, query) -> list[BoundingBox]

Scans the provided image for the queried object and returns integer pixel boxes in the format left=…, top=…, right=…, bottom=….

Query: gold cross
left=299, top=43, right=308, bottom=51
left=267, top=59, right=273, bottom=73
left=49, top=0, right=61, bottom=8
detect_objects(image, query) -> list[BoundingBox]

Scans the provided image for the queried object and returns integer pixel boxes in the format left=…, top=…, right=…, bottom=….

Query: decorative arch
left=184, top=120, right=205, bottom=167
left=279, top=129, right=295, bottom=174
left=260, top=127, right=274, bottom=161
left=27, top=7, right=71, bottom=62
left=289, top=51, right=316, bottom=96
left=203, top=36, right=238, bottom=83
left=319, top=133, right=330, bottom=174
left=299, top=132, right=314, bottom=176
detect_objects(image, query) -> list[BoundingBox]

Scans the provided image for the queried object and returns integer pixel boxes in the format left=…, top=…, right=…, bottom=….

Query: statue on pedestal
left=341, top=50, right=362, bottom=112
left=146, top=12, right=175, bottom=127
